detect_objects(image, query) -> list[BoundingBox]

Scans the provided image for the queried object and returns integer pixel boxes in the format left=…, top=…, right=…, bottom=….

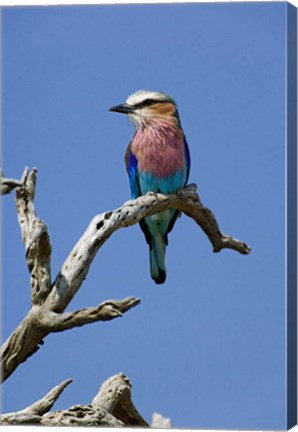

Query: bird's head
left=109, top=90, right=181, bottom=129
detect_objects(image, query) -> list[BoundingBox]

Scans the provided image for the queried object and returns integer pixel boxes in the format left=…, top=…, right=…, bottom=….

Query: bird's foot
left=147, top=191, right=159, bottom=199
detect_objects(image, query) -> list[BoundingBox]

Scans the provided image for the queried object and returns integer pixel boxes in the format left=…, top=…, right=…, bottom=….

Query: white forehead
left=126, top=90, right=168, bottom=106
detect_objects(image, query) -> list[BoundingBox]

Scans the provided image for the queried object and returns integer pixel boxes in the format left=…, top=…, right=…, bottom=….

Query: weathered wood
left=0, top=379, right=72, bottom=425
left=2, top=168, right=250, bottom=382
left=1, top=373, right=150, bottom=427
left=15, top=168, right=52, bottom=305
left=0, top=168, right=25, bottom=195
left=152, top=412, right=173, bottom=428
left=92, top=373, right=149, bottom=426
left=41, top=404, right=125, bottom=426
left=36, top=297, right=141, bottom=331
left=1, top=166, right=250, bottom=425
left=1, top=298, right=140, bottom=382
left=47, top=183, right=250, bottom=313
left=1, top=168, right=141, bottom=382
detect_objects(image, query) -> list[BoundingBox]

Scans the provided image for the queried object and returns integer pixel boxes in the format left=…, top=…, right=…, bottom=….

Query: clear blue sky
left=1, top=3, right=290, bottom=429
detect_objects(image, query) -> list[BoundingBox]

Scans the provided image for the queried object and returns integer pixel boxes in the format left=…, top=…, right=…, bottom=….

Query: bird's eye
left=134, top=99, right=163, bottom=109
left=144, top=99, right=157, bottom=106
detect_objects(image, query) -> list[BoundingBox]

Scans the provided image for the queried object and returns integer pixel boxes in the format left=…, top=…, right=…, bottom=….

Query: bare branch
left=1, top=168, right=141, bottom=382
left=0, top=379, right=72, bottom=425
left=19, top=379, right=73, bottom=417
left=1, top=373, right=148, bottom=427
left=27, top=220, right=52, bottom=305
left=47, top=184, right=250, bottom=313
left=1, top=178, right=23, bottom=195
left=37, top=297, right=141, bottom=332
left=0, top=413, right=42, bottom=425
left=15, top=168, right=37, bottom=245
left=1, top=168, right=250, bottom=383
left=1, top=297, right=140, bottom=382
left=1, top=311, right=47, bottom=382
left=2, top=165, right=250, bottom=426
left=92, top=373, right=149, bottom=426
left=13, top=168, right=52, bottom=305
left=0, top=168, right=26, bottom=195
left=25, top=378, right=73, bottom=415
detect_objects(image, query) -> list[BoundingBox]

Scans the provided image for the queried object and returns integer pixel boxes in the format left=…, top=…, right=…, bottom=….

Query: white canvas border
left=1, top=1, right=297, bottom=432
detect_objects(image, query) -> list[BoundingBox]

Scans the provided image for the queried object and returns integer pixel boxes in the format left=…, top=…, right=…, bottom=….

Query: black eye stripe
left=133, top=99, right=167, bottom=109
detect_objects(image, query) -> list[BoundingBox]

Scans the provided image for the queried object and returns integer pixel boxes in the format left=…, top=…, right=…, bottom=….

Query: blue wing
left=184, top=136, right=191, bottom=184
left=125, top=142, right=140, bottom=199
left=125, top=142, right=153, bottom=247
left=124, top=135, right=191, bottom=284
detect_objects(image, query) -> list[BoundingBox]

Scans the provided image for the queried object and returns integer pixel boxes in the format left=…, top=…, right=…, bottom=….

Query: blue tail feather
left=150, top=233, right=166, bottom=284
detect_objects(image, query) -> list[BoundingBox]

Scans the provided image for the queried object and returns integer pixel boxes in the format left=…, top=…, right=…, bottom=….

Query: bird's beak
left=109, top=103, right=135, bottom=114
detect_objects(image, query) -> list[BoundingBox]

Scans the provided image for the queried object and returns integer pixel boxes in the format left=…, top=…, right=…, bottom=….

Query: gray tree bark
left=1, top=373, right=150, bottom=426
left=1, top=167, right=251, bottom=426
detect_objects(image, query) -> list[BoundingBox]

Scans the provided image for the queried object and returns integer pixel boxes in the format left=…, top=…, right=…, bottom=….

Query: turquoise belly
left=139, top=170, right=187, bottom=195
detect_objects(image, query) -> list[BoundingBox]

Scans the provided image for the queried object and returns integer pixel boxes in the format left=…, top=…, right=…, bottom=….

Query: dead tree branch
left=0, top=168, right=26, bottom=195
left=1, top=168, right=141, bottom=382
left=1, top=167, right=250, bottom=384
left=46, top=183, right=250, bottom=314
left=92, top=372, right=149, bottom=426
left=1, top=373, right=149, bottom=427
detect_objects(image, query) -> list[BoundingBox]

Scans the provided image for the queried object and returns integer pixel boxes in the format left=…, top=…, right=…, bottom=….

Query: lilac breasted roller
left=110, top=90, right=190, bottom=284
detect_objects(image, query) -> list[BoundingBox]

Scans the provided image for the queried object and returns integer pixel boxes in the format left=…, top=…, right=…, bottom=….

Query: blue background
left=2, top=3, right=289, bottom=429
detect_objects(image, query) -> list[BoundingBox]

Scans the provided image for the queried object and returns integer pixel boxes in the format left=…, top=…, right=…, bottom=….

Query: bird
left=109, top=90, right=190, bottom=284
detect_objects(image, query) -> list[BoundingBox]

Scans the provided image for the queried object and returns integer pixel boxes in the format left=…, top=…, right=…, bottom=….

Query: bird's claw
left=147, top=191, right=159, bottom=199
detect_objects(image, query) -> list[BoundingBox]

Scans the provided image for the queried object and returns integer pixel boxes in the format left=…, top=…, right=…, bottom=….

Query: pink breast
left=132, top=125, right=185, bottom=177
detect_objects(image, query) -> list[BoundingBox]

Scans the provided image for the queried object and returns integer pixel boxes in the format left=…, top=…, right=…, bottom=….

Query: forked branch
left=1, top=167, right=250, bottom=384
left=0, top=168, right=27, bottom=195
